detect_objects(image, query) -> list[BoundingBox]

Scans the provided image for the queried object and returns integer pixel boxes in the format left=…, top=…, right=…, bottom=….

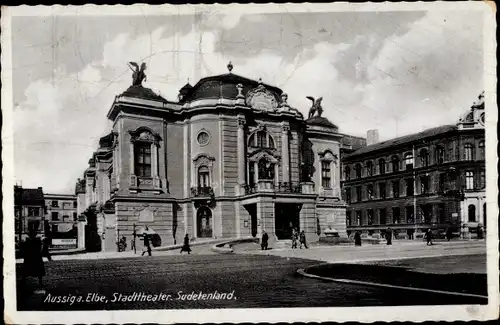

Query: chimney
left=367, top=129, right=379, bottom=146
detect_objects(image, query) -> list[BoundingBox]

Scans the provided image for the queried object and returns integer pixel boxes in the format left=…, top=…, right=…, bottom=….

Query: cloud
left=13, top=11, right=483, bottom=193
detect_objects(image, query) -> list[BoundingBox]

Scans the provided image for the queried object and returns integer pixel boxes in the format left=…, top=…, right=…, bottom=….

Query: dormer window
left=249, top=130, right=275, bottom=149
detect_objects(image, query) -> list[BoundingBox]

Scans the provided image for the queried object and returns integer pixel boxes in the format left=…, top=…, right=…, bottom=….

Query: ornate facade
left=77, top=64, right=364, bottom=251
left=341, top=92, right=486, bottom=239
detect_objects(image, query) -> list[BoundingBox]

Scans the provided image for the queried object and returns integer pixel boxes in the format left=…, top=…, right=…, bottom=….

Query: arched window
left=479, top=141, right=485, bottom=160
left=468, top=204, right=476, bottom=222
left=365, top=161, right=373, bottom=177
left=419, top=149, right=429, bottom=167
left=379, top=159, right=386, bottom=175
left=355, top=163, right=362, bottom=179
left=435, top=146, right=444, bottom=164
left=464, top=143, right=473, bottom=160
left=344, top=166, right=351, bottom=180
left=249, top=130, right=275, bottom=149
left=198, top=166, right=210, bottom=188
left=404, top=152, right=414, bottom=170
left=391, top=156, right=400, bottom=172
left=134, top=142, right=152, bottom=177
left=465, top=171, right=474, bottom=190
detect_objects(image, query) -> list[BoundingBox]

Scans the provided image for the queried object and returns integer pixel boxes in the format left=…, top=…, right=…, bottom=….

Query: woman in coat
left=354, top=231, right=362, bottom=246
left=180, top=234, right=192, bottom=254
left=21, top=228, right=46, bottom=291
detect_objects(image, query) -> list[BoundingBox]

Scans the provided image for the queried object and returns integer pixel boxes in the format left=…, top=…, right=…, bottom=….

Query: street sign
left=51, top=238, right=77, bottom=249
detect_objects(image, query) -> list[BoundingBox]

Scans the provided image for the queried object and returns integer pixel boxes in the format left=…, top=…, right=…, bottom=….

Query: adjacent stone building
left=78, top=63, right=364, bottom=251
left=14, top=185, right=45, bottom=242
left=44, top=193, right=78, bottom=234
left=341, top=92, right=486, bottom=238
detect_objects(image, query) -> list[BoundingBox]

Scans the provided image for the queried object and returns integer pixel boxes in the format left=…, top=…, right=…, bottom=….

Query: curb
left=152, top=238, right=233, bottom=252
left=211, top=237, right=259, bottom=254
left=296, top=267, right=488, bottom=300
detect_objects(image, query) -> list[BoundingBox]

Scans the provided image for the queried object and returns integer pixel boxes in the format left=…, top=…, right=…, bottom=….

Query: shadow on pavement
left=305, top=263, right=487, bottom=298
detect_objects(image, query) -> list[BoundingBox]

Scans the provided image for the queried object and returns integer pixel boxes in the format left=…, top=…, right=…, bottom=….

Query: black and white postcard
left=2, top=2, right=498, bottom=323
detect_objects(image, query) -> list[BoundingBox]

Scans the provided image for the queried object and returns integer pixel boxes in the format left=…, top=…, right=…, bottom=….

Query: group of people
left=292, top=228, right=308, bottom=249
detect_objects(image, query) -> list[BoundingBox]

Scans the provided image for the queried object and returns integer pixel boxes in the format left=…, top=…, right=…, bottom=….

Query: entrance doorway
left=244, top=204, right=258, bottom=237
left=197, top=206, right=213, bottom=238
left=275, top=203, right=301, bottom=240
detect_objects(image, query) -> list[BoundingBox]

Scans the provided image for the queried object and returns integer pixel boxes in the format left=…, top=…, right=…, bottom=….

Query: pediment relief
left=318, top=149, right=338, bottom=161
left=129, top=127, right=162, bottom=144
left=248, top=149, right=280, bottom=163
left=193, top=153, right=216, bottom=167
left=246, top=85, right=278, bottom=111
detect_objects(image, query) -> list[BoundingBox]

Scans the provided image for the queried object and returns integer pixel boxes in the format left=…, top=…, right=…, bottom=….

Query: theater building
left=341, top=92, right=486, bottom=238
left=78, top=63, right=364, bottom=251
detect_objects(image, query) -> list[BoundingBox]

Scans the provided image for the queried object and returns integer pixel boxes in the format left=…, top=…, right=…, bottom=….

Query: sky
left=9, top=8, right=485, bottom=194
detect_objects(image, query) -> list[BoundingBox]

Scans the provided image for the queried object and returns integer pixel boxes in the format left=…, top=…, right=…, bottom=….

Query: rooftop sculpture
left=306, top=96, right=324, bottom=118
left=128, top=61, right=147, bottom=86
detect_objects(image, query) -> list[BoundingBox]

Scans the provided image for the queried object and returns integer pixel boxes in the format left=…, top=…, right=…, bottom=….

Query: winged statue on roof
left=306, top=96, right=323, bottom=119
left=128, top=62, right=147, bottom=86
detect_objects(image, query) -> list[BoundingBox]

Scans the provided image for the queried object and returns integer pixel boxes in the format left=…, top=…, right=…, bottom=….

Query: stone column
left=77, top=220, right=85, bottom=249
left=281, top=123, right=290, bottom=183
left=237, top=116, right=246, bottom=194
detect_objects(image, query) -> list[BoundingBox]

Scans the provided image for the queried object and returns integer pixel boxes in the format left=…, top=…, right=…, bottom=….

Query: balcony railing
left=190, top=186, right=214, bottom=198
left=243, top=181, right=314, bottom=195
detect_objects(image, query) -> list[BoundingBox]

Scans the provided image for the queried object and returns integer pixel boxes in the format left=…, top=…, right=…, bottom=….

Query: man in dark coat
left=299, top=230, right=308, bottom=249
left=21, top=228, right=46, bottom=291
left=424, top=229, right=433, bottom=246
left=354, top=231, right=362, bottom=246
left=386, top=228, right=392, bottom=245
left=141, top=228, right=152, bottom=256
left=180, top=234, right=192, bottom=254
left=261, top=231, right=269, bottom=250
left=446, top=227, right=453, bottom=241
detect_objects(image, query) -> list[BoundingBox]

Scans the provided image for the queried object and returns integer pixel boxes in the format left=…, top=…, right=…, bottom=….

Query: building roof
left=14, top=186, right=45, bottom=206
left=344, top=125, right=458, bottom=159
left=120, top=85, right=166, bottom=102
left=180, top=72, right=283, bottom=103
left=306, top=116, right=338, bottom=129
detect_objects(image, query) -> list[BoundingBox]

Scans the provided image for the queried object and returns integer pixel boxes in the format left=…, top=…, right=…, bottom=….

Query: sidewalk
left=242, top=240, right=486, bottom=264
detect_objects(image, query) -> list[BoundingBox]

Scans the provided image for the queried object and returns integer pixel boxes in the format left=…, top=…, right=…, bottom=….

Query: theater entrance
left=197, top=206, right=213, bottom=238
left=275, top=203, right=301, bottom=240
left=244, top=204, right=258, bottom=237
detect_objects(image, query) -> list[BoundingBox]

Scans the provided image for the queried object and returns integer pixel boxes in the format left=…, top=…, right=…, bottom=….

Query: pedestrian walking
left=291, top=228, right=298, bottom=249
left=477, top=225, right=484, bottom=240
left=21, top=228, right=46, bottom=292
left=424, top=229, right=433, bottom=246
left=299, top=230, right=308, bottom=249
left=261, top=230, right=269, bottom=250
left=354, top=231, right=362, bottom=246
left=385, top=228, right=392, bottom=245
left=131, top=228, right=137, bottom=253
left=180, top=234, right=192, bottom=254
left=41, top=235, right=52, bottom=261
left=446, top=227, right=453, bottom=241
left=141, top=227, right=152, bottom=256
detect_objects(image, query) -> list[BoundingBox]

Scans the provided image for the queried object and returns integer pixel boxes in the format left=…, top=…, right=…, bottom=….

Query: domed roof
left=179, top=73, right=282, bottom=103
left=306, top=116, right=338, bottom=129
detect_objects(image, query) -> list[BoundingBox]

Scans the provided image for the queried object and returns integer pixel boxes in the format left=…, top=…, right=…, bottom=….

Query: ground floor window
left=405, top=206, right=414, bottom=224
left=468, top=204, right=476, bottom=222
left=356, top=210, right=361, bottom=226
left=379, top=209, right=386, bottom=225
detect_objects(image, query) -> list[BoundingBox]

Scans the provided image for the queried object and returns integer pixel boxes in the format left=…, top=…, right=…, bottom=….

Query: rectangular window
left=73, top=212, right=77, bottom=221
left=447, top=147, right=454, bottom=162
left=51, top=200, right=59, bottom=208
left=420, top=176, right=430, bottom=194
left=356, top=186, right=362, bottom=202
left=345, top=188, right=351, bottom=203
left=73, top=201, right=77, bottom=208
left=438, top=203, right=445, bottom=224
left=406, top=206, right=414, bottom=224
left=356, top=210, right=361, bottom=226
left=438, top=173, right=446, bottom=192
left=436, top=147, right=445, bottom=164
left=346, top=211, right=352, bottom=226
left=379, top=183, right=386, bottom=199
left=51, top=212, right=59, bottom=221
left=479, top=170, right=486, bottom=189
left=422, top=204, right=432, bottom=224
left=52, top=225, right=58, bottom=233
left=366, top=184, right=374, bottom=200
left=405, top=178, right=414, bottom=196
left=367, top=209, right=374, bottom=225
left=321, top=161, right=331, bottom=188
left=28, top=207, right=39, bottom=217
left=134, top=142, right=152, bottom=177
left=465, top=171, right=474, bottom=190
left=392, top=180, right=399, bottom=198
left=392, top=207, right=400, bottom=224
left=379, top=209, right=386, bottom=225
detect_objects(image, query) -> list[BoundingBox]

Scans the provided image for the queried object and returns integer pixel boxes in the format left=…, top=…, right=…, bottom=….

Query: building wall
left=45, top=196, right=77, bottom=233
left=165, top=122, right=185, bottom=198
